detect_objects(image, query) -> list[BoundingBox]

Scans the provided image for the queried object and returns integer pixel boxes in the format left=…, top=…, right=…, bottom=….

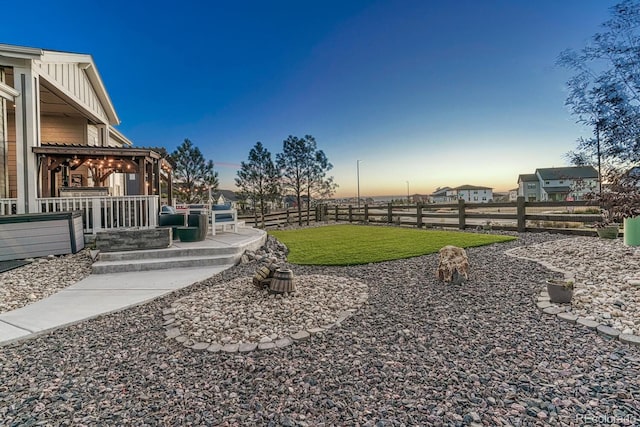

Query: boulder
left=436, top=245, right=469, bottom=284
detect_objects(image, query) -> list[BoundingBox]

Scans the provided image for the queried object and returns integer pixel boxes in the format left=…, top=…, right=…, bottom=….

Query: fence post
left=348, top=205, right=353, bottom=223
left=387, top=203, right=393, bottom=223
left=364, top=204, right=369, bottom=222
left=91, top=198, right=101, bottom=235
left=416, top=203, right=422, bottom=228
left=517, top=196, right=526, bottom=232
left=335, top=205, right=339, bottom=221
left=458, top=199, right=466, bottom=230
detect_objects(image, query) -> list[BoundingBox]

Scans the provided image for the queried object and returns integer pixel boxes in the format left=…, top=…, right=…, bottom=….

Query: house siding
left=36, top=62, right=109, bottom=123
left=41, top=115, right=86, bottom=144
left=6, top=113, right=16, bottom=197
left=0, top=98, right=6, bottom=198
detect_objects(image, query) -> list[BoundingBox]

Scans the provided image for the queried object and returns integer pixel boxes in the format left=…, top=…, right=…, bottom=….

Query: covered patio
left=0, top=43, right=172, bottom=232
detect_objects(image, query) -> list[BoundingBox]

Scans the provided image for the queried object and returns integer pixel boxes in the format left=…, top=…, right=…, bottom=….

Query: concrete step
left=97, top=246, right=241, bottom=262
left=92, top=254, right=238, bottom=274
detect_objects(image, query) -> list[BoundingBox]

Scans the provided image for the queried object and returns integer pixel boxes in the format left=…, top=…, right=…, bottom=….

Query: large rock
left=436, top=245, right=469, bottom=284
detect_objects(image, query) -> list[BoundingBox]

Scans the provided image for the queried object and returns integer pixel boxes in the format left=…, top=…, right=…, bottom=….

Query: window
left=527, top=183, right=536, bottom=189
left=473, top=191, right=478, bottom=194
left=559, top=180, right=564, bottom=184
left=473, top=196, right=478, bottom=201
left=482, top=197, right=487, bottom=201
left=545, top=181, right=550, bottom=185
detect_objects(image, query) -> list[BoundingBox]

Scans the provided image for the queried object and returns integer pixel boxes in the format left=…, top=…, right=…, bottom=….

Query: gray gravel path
left=1, top=232, right=639, bottom=426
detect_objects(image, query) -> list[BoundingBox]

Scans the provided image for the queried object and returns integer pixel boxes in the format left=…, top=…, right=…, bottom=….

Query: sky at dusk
left=0, top=0, right=619, bottom=197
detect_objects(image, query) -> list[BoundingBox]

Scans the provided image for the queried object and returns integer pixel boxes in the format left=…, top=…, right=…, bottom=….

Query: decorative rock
left=162, top=307, right=176, bottom=315
left=436, top=245, right=469, bottom=283
left=206, top=343, right=223, bottom=353
left=221, top=343, right=240, bottom=353
left=536, top=301, right=553, bottom=309
left=576, top=318, right=600, bottom=329
left=307, top=327, right=325, bottom=334
left=619, top=334, right=640, bottom=347
left=275, top=337, right=293, bottom=348
left=258, top=336, right=273, bottom=344
left=191, top=342, right=210, bottom=351
left=238, top=343, right=258, bottom=352
left=258, top=342, right=276, bottom=350
left=596, top=325, right=621, bottom=338
left=557, top=312, right=579, bottom=323
left=542, top=306, right=564, bottom=315
left=175, top=335, right=188, bottom=343
left=165, top=328, right=181, bottom=339
left=291, top=331, right=311, bottom=341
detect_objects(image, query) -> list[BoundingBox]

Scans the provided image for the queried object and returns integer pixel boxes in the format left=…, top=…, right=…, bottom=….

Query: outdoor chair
left=158, top=211, right=186, bottom=239
left=211, top=203, right=238, bottom=235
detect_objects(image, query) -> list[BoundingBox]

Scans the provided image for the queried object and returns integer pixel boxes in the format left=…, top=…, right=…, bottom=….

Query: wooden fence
left=241, top=197, right=604, bottom=236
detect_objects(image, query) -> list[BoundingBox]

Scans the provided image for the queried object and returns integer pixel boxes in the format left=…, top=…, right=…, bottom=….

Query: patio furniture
left=176, top=226, right=200, bottom=242
left=211, top=203, right=238, bottom=235
left=158, top=211, right=187, bottom=239
left=187, top=213, right=209, bottom=241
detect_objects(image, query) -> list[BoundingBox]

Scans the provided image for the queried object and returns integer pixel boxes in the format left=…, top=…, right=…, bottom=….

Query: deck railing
left=0, top=198, right=17, bottom=215
left=37, top=195, right=159, bottom=234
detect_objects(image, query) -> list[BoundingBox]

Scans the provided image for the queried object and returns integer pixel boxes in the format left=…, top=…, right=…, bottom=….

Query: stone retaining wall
left=95, top=228, right=171, bottom=252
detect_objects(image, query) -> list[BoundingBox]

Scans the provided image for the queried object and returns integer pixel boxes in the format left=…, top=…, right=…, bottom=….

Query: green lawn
left=269, top=225, right=516, bottom=266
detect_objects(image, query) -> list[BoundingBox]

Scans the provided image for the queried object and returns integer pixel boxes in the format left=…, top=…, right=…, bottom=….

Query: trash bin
left=624, top=216, right=640, bottom=246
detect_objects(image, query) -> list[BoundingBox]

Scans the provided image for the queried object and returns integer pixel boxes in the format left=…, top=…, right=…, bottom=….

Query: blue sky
left=1, top=0, right=617, bottom=197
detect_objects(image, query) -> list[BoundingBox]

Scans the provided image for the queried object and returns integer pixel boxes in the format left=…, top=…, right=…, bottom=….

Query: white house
left=454, top=185, right=493, bottom=203
left=0, top=43, right=171, bottom=231
left=430, top=186, right=457, bottom=203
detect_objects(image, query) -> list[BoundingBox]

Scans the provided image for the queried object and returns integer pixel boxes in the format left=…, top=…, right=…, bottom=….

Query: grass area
left=269, top=224, right=516, bottom=266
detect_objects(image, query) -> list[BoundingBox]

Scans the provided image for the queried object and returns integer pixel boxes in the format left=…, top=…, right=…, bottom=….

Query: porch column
left=14, top=66, right=40, bottom=213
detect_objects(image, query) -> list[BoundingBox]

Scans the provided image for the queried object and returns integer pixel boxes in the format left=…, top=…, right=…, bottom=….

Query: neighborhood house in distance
left=517, top=166, right=599, bottom=202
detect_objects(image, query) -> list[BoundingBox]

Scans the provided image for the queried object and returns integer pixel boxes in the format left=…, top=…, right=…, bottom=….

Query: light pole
left=406, top=181, right=410, bottom=204
left=357, top=160, right=361, bottom=210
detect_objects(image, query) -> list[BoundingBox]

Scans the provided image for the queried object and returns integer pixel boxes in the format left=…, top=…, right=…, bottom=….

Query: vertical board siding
left=6, top=115, right=16, bottom=197
left=36, top=62, right=108, bottom=123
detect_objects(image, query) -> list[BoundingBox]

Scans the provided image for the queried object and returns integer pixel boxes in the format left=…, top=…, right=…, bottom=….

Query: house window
left=545, top=181, right=550, bottom=185
left=527, top=183, right=536, bottom=189
left=473, top=191, right=478, bottom=194
left=559, top=180, right=564, bottom=184
left=473, top=196, right=478, bottom=201
left=482, top=197, right=487, bottom=201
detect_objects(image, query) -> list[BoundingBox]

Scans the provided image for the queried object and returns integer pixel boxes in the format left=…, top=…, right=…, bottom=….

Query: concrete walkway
left=0, top=227, right=266, bottom=346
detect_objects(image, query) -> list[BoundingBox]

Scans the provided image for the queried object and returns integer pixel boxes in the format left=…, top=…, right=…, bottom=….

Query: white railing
left=37, top=195, right=159, bottom=234
left=0, top=198, right=17, bottom=215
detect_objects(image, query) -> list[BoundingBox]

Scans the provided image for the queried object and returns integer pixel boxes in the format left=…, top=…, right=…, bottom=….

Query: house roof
left=453, top=184, right=493, bottom=191
left=0, top=43, right=119, bottom=125
left=431, top=186, right=452, bottom=196
left=214, top=189, right=239, bottom=202
left=536, top=166, right=598, bottom=180
left=518, top=174, right=538, bottom=183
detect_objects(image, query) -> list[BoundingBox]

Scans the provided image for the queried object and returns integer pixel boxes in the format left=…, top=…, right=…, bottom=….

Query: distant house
left=508, top=188, right=518, bottom=202
left=430, top=187, right=457, bottom=203
left=517, top=166, right=599, bottom=201
left=454, top=185, right=493, bottom=203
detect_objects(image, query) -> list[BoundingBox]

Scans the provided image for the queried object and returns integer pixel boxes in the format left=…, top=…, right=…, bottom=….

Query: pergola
left=32, top=143, right=173, bottom=203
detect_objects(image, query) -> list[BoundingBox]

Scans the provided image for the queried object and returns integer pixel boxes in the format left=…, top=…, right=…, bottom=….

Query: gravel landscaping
left=1, top=231, right=639, bottom=426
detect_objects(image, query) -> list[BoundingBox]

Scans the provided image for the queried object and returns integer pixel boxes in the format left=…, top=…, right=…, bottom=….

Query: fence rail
left=0, top=198, right=17, bottom=215
left=321, top=198, right=602, bottom=235
left=35, top=196, right=158, bottom=234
